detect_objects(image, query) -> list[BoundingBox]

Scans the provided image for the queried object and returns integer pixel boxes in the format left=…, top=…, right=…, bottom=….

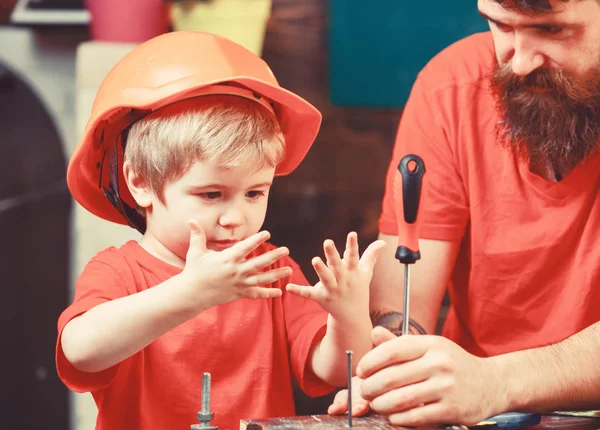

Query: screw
left=202, top=373, right=211, bottom=416
left=191, top=372, right=218, bottom=430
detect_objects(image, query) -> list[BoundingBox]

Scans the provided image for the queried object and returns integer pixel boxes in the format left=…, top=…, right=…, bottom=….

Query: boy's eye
left=246, top=190, right=266, bottom=199
left=200, top=191, right=221, bottom=200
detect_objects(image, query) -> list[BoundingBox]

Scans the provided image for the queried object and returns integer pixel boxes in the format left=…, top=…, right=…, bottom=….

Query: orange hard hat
left=67, top=31, right=322, bottom=232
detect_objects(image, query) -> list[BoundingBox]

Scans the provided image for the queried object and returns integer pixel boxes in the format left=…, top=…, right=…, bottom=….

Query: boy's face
left=142, top=160, right=275, bottom=264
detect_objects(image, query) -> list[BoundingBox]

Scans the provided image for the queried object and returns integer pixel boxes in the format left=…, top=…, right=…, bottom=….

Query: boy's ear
left=123, top=161, right=153, bottom=209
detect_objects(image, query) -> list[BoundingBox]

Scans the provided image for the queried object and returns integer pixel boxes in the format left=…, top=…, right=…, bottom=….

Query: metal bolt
left=202, top=373, right=211, bottom=414
left=190, top=372, right=218, bottom=430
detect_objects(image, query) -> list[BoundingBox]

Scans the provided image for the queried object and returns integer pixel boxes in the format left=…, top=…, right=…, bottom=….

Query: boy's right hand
left=181, top=220, right=290, bottom=309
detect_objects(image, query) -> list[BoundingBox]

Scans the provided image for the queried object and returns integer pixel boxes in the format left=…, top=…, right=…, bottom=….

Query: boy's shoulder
left=86, top=240, right=142, bottom=267
left=77, top=241, right=180, bottom=295
left=81, top=240, right=162, bottom=285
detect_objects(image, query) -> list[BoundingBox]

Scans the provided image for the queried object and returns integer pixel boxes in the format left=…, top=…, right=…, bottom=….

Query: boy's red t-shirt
left=380, top=32, right=600, bottom=357
left=56, top=241, right=333, bottom=430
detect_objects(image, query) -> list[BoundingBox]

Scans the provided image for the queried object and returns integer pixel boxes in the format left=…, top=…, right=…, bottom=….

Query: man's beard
left=490, top=62, right=600, bottom=175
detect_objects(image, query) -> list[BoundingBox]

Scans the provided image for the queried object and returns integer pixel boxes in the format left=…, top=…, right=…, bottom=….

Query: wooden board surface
left=530, top=415, right=600, bottom=429
left=241, top=414, right=600, bottom=430
left=241, top=413, right=470, bottom=429
left=241, top=414, right=404, bottom=429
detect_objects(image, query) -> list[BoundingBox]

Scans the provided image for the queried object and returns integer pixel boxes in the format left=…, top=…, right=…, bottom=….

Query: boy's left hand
left=286, top=232, right=385, bottom=320
left=328, top=376, right=371, bottom=417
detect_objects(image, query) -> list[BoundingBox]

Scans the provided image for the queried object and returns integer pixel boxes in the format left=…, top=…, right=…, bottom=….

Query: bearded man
left=328, top=0, right=600, bottom=426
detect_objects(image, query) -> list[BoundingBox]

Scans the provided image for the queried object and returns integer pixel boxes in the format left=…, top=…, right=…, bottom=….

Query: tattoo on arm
left=370, top=311, right=427, bottom=336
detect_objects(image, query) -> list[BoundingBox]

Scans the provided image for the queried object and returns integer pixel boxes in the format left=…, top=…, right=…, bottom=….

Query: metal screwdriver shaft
left=346, top=350, right=353, bottom=428
left=402, top=264, right=411, bottom=336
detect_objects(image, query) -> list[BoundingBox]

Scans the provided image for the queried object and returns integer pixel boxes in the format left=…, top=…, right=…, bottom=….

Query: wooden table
left=241, top=414, right=600, bottom=429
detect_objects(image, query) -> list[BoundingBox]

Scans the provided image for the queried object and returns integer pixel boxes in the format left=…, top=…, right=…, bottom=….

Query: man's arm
left=494, top=321, right=600, bottom=412
left=369, top=233, right=461, bottom=335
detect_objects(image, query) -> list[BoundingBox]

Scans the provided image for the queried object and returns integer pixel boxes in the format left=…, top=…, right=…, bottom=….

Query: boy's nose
left=219, top=206, right=245, bottom=228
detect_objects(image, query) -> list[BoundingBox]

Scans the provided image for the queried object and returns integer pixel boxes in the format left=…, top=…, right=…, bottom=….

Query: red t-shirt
left=380, top=32, right=600, bottom=357
left=56, top=241, right=333, bottom=430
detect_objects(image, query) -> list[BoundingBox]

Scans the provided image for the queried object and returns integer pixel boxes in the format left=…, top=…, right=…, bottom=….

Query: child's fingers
left=245, top=267, right=293, bottom=286
left=286, top=283, right=322, bottom=301
left=187, top=219, right=207, bottom=258
left=240, top=246, right=289, bottom=275
left=328, top=385, right=370, bottom=417
left=226, top=231, right=271, bottom=260
left=358, top=239, right=387, bottom=271
left=343, top=231, right=360, bottom=270
left=323, top=239, right=344, bottom=280
left=328, top=401, right=369, bottom=417
left=242, top=286, right=283, bottom=300
left=312, top=256, right=337, bottom=289
left=327, top=394, right=348, bottom=415
left=330, top=400, right=369, bottom=417
left=327, top=390, right=370, bottom=416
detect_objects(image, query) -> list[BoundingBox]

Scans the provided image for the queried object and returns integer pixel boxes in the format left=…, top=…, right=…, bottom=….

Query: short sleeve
left=379, top=71, right=469, bottom=241
left=55, top=255, right=128, bottom=393
left=282, top=258, right=335, bottom=397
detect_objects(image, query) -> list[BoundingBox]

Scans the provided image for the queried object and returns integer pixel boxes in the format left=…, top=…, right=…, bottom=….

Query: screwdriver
left=393, top=154, right=427, bottom=336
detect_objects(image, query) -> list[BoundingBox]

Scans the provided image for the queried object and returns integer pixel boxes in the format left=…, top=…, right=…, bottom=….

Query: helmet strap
left=101, top=127, right=147, bottom=234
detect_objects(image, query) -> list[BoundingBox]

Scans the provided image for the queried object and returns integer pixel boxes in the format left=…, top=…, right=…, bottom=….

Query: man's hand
left=327, top=376, right=371, bottom=417
left=356, top=326, right=505, bottom=427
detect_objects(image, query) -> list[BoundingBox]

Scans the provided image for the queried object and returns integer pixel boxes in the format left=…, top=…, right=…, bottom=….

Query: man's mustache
left=492, top=63, right=600, bottom=104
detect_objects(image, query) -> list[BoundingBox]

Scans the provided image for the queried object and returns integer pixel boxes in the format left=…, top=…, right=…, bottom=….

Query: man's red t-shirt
left=56, top=241, right=333, bottom=430
left=380, top=32, right=600, bottom=357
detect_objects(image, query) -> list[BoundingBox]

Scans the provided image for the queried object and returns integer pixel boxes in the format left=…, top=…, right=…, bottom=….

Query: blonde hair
left=124, top=95, right=285, bottom=202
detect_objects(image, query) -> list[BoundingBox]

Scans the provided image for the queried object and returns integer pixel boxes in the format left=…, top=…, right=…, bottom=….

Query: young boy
left=56, top=32, right=385, bottom=430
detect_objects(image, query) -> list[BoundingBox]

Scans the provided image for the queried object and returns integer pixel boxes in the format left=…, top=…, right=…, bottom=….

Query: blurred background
left=0, top=0, right=487, bottom=428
